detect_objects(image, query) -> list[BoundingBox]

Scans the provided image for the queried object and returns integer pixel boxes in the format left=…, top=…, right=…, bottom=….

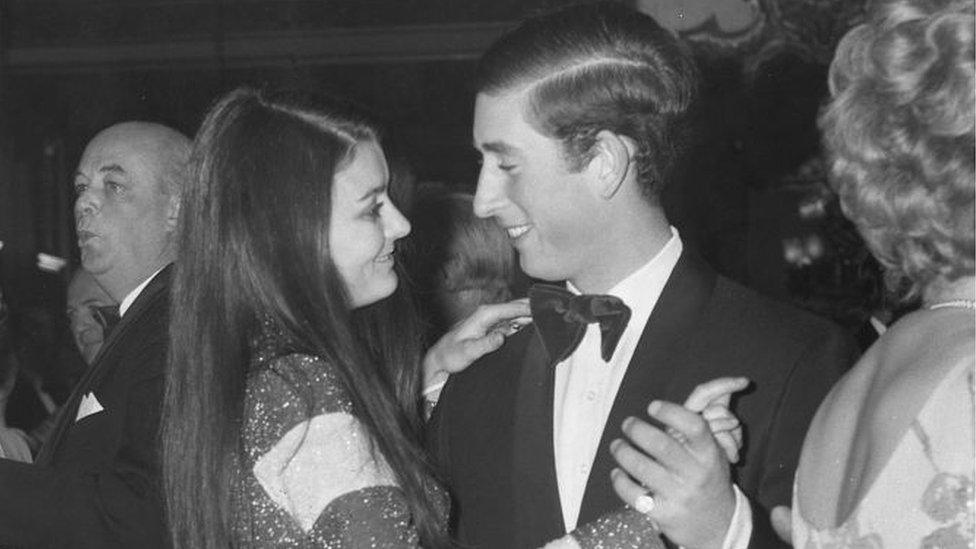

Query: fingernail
left=648, top=401, right=662, bottom=415
left=622, top=417, right=635, bottom=431
left=610, top=467, right=621, bottom=479
left=610, top=439, right=622, bottom=453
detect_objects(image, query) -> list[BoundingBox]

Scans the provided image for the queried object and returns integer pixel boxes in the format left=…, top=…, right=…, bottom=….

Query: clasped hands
left=421, top=301, right=754, bottom=549
left=611, top=377, right=750, bottom=549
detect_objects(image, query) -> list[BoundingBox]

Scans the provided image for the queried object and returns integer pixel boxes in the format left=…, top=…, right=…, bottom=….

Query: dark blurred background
left=0, top=0, right=883, bottom=372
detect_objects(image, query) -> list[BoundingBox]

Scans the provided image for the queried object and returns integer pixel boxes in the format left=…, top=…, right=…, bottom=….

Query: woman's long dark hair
left=161, top=87, right=447, bottom=548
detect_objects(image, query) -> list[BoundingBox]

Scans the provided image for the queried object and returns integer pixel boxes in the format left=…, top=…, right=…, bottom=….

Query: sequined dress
left=232, top=327, right=447, bottom=547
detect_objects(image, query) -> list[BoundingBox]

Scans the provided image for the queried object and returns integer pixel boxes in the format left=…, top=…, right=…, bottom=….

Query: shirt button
left=585, top=390, right=597, bottom=401
left=579, top=464, right=589, bottom=476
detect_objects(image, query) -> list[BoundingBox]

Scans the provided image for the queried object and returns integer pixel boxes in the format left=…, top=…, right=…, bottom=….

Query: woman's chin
left=350, top=276, right=399, bottom=309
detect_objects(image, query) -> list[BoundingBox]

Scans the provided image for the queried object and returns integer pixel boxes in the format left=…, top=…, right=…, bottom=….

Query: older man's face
left=73, top=125, right=177, bottom=296
left=66, top=270, right=115, bottom=365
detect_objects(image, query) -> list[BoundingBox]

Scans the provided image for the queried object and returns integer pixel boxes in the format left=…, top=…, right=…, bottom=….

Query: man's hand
left=423, top=299, right=531, bottom=389
left=610, top=401, right=736, bottom=549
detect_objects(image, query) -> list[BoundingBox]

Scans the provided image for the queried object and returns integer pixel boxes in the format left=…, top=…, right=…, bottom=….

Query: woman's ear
left=587, top=130, right=637, bottom=200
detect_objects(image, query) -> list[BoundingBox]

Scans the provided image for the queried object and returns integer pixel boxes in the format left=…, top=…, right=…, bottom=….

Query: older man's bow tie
left=529, top=284, right=632, bottom=364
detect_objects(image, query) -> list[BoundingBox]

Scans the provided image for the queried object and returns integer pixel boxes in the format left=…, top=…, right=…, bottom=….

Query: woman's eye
left=367, top=203, right=382, bottom=218
left=74, top=183, right=87, bottom=196
left=107, top=181, right=123, bottom=193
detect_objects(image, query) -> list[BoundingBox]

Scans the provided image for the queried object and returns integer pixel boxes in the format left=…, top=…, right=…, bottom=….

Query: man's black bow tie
left=529, top=284, right=632, bottom=364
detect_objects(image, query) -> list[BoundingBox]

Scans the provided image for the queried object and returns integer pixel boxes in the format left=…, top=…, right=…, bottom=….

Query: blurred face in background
left=329, top=140, right=412, bottom=308
left=436, top=284, right=513, bottom=328
left=66, top=269, right=116, bottom=365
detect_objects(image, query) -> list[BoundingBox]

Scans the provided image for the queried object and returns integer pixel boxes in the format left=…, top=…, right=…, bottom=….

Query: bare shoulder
left=797, top=308, right=974, bottom=523
left=871, top=309, right=974, bottom=396
left=824, top=309, right=973, bottom=430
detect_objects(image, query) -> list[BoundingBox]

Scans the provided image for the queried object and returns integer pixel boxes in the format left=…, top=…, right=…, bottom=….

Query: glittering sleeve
left=237, top=354, right=426, bottom=547
left=540, top=508, right=665, bottom=549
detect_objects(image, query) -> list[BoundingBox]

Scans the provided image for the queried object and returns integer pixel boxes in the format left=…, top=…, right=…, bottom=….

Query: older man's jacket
left=0, top=265, right=172, bottom=548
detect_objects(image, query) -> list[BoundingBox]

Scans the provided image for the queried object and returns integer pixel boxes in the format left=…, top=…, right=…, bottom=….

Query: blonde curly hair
left=820, top=0, right=975, bottom=299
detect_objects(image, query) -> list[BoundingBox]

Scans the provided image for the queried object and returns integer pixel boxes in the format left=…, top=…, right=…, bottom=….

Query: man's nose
left=473, top=167, right=505, bottom=219
left=74, top=188, right=100, bottom=219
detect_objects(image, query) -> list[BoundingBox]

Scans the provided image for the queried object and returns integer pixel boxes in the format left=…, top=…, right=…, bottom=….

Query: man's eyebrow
left=74, top=164, right=127, bottom=180
left=99, top=164, right=126, bottom=176
left=477, top=141, right=518, bottom=156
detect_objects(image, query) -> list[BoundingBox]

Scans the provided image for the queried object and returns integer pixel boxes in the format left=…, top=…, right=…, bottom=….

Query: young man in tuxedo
left=0, top=121, right=190, bottom=547
left=429, top=4, right=858, bottom=548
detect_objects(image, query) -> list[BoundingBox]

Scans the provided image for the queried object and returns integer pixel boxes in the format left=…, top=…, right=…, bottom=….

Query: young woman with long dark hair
left=161, top=87, right=449, bottom=548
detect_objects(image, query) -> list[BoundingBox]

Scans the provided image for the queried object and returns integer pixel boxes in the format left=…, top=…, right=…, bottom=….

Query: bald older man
left=0, top=122, right=190, bottom=548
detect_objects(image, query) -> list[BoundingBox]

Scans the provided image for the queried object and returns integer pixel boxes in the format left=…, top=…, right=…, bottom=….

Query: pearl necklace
left=927, top=299, right=976, bottom=310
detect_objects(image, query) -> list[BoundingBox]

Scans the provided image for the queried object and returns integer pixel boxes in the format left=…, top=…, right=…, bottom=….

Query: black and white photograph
left=0, top=0, right=972, bottom=547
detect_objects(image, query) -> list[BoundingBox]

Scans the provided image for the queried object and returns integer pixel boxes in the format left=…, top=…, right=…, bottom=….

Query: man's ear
left=587, top=130, right=637, bottom=200
left=165, top=193, right=181, bottom=232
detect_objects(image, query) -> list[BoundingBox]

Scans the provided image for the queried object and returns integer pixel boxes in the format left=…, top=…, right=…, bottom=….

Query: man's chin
left=80, top=255, right=111, bottom=277
left=518, top=256, right=566, bottom=283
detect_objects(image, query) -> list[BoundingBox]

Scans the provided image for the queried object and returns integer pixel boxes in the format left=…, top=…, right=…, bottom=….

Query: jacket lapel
left=36, top=265, right=172, bottom=465
left=577, top=251, right=717, bottom=524
left=512, top=327, right=565, bottom=547
left=90, top=265, right=172, bottom=370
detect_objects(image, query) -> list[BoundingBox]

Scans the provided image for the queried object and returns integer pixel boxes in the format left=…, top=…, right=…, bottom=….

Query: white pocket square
left=75, top=392, right=104, bottom=422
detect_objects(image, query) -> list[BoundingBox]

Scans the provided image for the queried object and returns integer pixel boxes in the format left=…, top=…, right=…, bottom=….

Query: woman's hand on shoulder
left=423, top=299, right=531, bottom=388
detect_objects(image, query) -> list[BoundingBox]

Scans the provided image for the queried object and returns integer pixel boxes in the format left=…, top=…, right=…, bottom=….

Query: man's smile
left=505, top=224, right=533, bottom=240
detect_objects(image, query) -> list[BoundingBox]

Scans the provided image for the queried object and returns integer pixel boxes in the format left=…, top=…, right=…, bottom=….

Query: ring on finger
left=634, top=492, right=656, bottom=515
left=666, top=426, right=689, bottom=445
left=502, top=320, right=526, bottom=336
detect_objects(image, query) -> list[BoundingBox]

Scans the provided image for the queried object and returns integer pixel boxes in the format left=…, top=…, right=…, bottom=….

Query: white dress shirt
left=119, top=266, right=166, bottom=318
left=551, top=228, right=752, bottom=549
left=553, top=227, right=682, bottom=531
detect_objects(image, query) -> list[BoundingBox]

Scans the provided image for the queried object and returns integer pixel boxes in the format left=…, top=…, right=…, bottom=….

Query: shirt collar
left=566, top=226, right=683, bottom=363
left=567, top=226, right=682, bottom=304
left=119, top=266, right=166, bottom=318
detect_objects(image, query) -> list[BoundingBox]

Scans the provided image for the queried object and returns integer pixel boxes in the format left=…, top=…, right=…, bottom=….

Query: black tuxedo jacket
left=429, top=251, right=858, bottom=549
left=0, top=266, right=172, bottom=548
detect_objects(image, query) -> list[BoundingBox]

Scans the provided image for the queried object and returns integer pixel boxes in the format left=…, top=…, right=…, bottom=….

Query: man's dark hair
left=477, top=1, right=699, bottom=199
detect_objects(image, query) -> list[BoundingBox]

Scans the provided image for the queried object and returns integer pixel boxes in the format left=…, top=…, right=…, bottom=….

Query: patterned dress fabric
left=793, top=347, right=975, bottom=548
left=232, top=323, right=447, bottom=547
